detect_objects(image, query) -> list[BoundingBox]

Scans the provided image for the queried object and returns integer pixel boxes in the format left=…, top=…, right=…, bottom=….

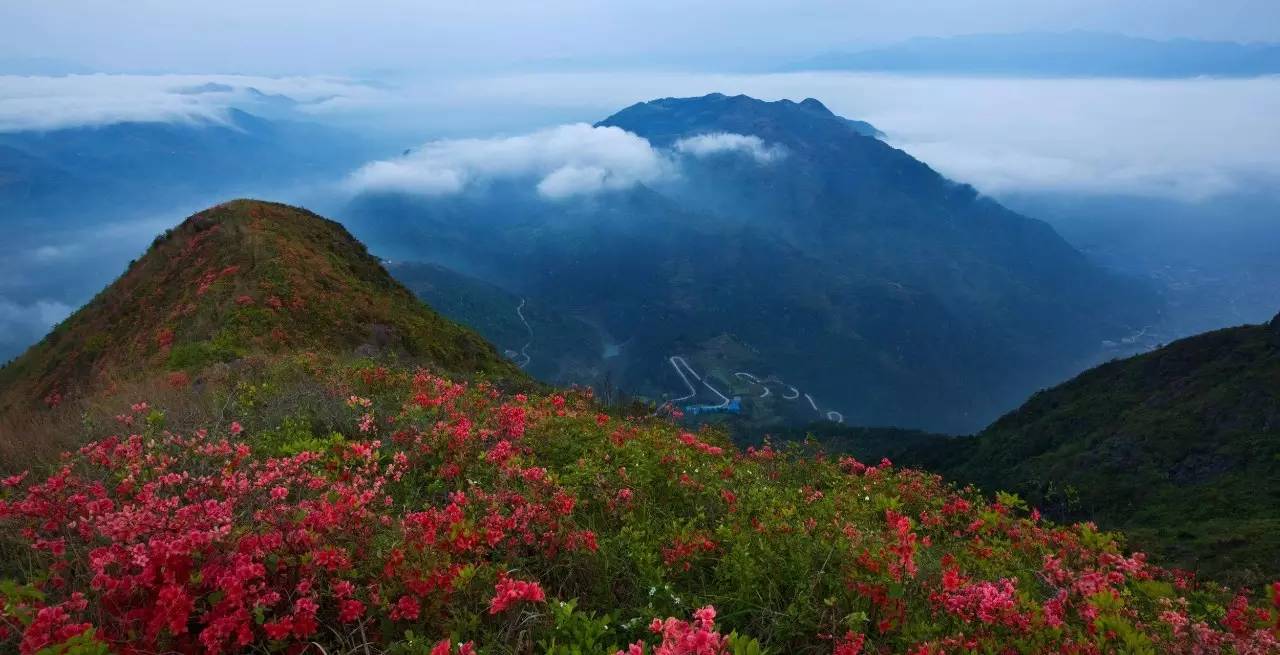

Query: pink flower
left=627, top=606, right=728, bottom=655
left=391, top=594, right=421, bottom=621
left=488, top=577, right=546, bottom=614
left=338, top=599, right=365, bottom=623
left=499, top=404, right=528, bottom=437
left=263, top=618, right=293, bottom=640
left=833, top=631, right=865, bottom=655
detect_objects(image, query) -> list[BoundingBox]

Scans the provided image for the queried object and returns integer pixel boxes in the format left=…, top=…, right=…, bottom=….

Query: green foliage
left=254, top=415, right=346, bottom=456
left=538, top=599, right=620, bottom=655
left=723, top=633, right=768, bottom=655
left=166, top=339, right=240, bottom=370
left=35, top=630, right=110, bottom=655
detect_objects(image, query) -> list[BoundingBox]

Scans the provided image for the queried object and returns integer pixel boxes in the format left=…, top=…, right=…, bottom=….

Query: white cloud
left=536, top=165, right=610, bottom=199
left=428, top=71, right=1280, bottom=202
left=0, top=74, right=384, bottom=132
left=346, top=123, right=671, bottom=199
left=674, top=132, right=786, bottom=163
left=30, top=244, right=77, bottom=262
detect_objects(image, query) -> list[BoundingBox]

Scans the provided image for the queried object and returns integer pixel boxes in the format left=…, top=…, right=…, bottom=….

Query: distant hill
left=351, top=93, right=1159, bottom=432
left=883, top=313, right=1280, bottom=588
left=0, top=109, right=373, bottom=223
left=791, top=32, right=1280, bottom=77
left=0, top=200, right=521, bottom=413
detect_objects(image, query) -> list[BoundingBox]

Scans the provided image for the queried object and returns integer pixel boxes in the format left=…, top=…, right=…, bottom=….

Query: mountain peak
left=0, top=200, right=520, bottom=410
left=598, top=93, right=880, bottom=146
left=797, top=97, right=833, bottom=114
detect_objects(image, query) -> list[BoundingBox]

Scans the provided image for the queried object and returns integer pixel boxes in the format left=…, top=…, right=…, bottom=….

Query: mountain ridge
left=790, top=31, right=1280, bottom=77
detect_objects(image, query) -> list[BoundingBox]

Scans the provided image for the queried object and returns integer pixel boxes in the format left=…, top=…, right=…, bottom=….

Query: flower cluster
left=488, top=577, right=547, bottom=614
left=0, top=370, right=595, bottom=654
left=618, top=606, right=727, bottom=655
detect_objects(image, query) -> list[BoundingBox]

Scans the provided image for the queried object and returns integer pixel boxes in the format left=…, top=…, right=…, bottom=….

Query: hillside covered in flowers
left=2, top=358, right=1278, bottom=654
left=0, top=202, right=1277, bottom=654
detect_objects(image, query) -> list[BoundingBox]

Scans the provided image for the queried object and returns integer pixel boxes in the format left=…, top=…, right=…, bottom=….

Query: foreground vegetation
left=2, top=358, right=1277, bottom=654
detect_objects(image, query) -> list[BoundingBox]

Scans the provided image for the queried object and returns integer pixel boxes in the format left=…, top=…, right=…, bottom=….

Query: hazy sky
left=4, top=0, right=1280, bottom=74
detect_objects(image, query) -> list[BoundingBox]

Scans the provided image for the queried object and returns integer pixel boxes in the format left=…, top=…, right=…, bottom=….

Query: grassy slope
left=0, top=200, right=520, bottom=412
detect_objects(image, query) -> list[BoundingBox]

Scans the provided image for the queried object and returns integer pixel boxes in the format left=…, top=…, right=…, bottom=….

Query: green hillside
left=898, top=315, right=1280, bottom=588
left=0, top=200, right=522, bottom=458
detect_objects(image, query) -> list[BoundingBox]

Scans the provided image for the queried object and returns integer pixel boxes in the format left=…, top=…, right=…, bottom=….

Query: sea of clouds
left=0, top=74, right=386, bottom=132
left=5, top=71, right=1277, bottom=201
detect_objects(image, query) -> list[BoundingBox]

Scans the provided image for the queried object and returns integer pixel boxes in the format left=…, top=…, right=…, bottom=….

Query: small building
left=683, top=397, right=742, bottom=415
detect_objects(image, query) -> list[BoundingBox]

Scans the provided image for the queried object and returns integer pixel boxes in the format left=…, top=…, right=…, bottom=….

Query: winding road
left=727, top=368, right=843, bottom=424
left=663, top=357, right=845, bottom=424
left=733, top=372, right=771, bottom=397
left=504, top=298, right=533, bottom=368
left=668, top=356, right=732, bottom=408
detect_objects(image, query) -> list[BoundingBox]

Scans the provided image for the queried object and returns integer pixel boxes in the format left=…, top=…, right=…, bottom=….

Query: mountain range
left=345, top=93, right=1159, bottom=433
left=0, top=109, right=370, bottom=224
left=790, top=31, right=1280, bottom=77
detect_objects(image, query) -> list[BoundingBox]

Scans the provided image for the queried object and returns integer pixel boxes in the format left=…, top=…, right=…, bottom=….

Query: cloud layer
left=425, top=71, right=1280, bottom=201
left=347, top=124, right=665, bottom=199
left=346, top=125, right=793, bottom=199
left=3, top=71, right=1277, bottom=202
left=674, top=132, right=786, bottom=163
left=0, top=74, right=382, bottom=132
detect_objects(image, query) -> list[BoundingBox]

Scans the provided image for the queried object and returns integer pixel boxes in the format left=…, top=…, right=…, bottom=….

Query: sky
left=3, top=1, right=1280, bottom=74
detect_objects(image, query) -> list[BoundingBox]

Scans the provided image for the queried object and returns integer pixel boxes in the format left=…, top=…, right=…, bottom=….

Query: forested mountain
left=348, top=93, right=1158, bottom=432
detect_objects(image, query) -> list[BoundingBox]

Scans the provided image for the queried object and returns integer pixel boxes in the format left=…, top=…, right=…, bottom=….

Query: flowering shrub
left=1, top=362, right=1277, bottom=654
left=617, top=606, right=728, bottom=655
